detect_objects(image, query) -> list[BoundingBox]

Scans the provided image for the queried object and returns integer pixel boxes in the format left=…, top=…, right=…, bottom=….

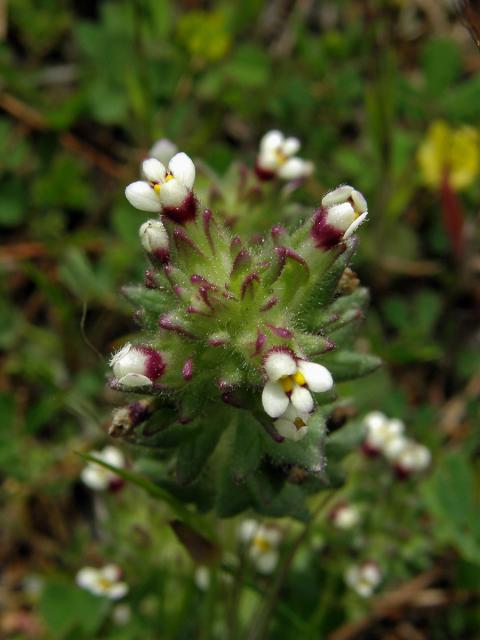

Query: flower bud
left=311, top=185, right=368, bottom=250
left=139, top=219, right=169, bottom=263
left=110, top=343, right=166, bottom=388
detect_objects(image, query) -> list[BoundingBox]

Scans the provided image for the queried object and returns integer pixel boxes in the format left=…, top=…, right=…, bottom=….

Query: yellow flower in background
left=417, top=121, right=479, bottom=191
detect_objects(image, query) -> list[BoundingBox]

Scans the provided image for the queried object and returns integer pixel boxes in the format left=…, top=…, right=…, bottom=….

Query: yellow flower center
left=275, top=148, right=287, bottom=165
left=151, top=173, right=174, bottom=194
left=294, top=417, right=306, bottom=430
left=252, top=535, right=271, bottom=553
left=97, top=577, right=113, bottom=590
left=279, top=370, right=306, bottom=393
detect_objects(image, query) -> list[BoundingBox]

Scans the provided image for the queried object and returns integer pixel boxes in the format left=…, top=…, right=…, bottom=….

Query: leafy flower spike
left=261, top=348, right=333, bottom=418
left=256, top=130, right=313, bottom=181
left=125, top=152, right=197, bottom=223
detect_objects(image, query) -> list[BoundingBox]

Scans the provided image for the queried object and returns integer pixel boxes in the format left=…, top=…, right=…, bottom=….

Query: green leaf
left=422, top=38, right=461, bottom=94
left=422, top=451, right=480, bottom=564
left=322, top=350, right=382, bottom=381
left=39, top=579, right=109, bottom=638
left=230, top=413, right=264, bottom=482
left=176, top=421, right=226, bottom=486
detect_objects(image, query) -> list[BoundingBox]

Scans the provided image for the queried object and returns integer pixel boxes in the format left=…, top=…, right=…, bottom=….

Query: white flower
left=274, top=404, right=310, bottom=441
left=331, top=503, right=361, bottom=530
left=194, top=567, right=210, bottom=591
left=149, top=138, right=178, bottom=165
left=110, top=343, right=166, bottom=388
left=76, top=565, right=128, bottom=600
left=112, top=604, right=131, bottom=626
left=139, top=219, right=169, bottom=259
left=363, top=412, right=405, bottom=456
left=125, top=152, right=196, bottom=213
left=261, top=349, right=333, bottom=418
left=81, top=446, right=125, bottom=491
left=321, top=184, right=368, bottom=238
left=345, top=562, right=382, bottom=598
left=257, top=130, right=313, bottom=181
left=393, top=440, right=431, bottom=475
left=239, top=520, right=281, bottom=574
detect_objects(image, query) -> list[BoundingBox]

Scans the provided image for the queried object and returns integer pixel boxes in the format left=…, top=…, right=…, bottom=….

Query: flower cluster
left=362, top=412, right=431, bottom=477
left=76, top=565, right=128, bottom=599
left=107, top=132, right=377, bottom=518
left=239, top=520, right=282, bottom=574
left=81, top=446, right=125, bottom=492
left=344, top=561, right=382, bottom=598
left=255, top=130, right=314, bottom=181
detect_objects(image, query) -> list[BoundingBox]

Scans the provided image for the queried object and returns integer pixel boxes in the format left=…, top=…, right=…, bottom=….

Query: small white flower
left=393, top=440, right=431, bottom=475
left=149, top=138, right=178, bottom=165
left=112, top=603, right=131, bottom=626
left=239, top=520, right=281, bottom=574
left=125, top=152, right=196, bottom=213
left=321, top=184, right=368, bottom=238
left=139, top=219, right=169, bottom=258
left=194, top=567, right=210, bottom=591
left=363, top=412, right=405, bottom=456
left=257, top=130, right=313, bottom=181
left=274, top=404, right=310, bottom=441
left=110, top=343, right=165, bottom=388
left=261, top=349, right=333, bottom=418
left=81, top=446, right=125, bottom=491
left=345, top=561, right=382, bottom=598
left=331, top=503, right=361, bottom=530
left=76, top=565, right=128, bottom=600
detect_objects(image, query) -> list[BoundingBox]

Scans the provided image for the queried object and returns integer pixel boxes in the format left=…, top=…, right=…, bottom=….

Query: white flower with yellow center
left=345, top=561, right=382, bottom=598
left=273, top=404, right=310, bottom=442
left=76, top=565, right=128, bottom=600
left=125, top=152, right=196, bottom=213
left=239, top=520, right=281, bottom=574
left=81, top=446, right=125, bottom=491
left=321, top=184, right=368, bottom=239
left=256, top=130, right=313, bottom=181
left=261, top=349, right=333, bottom=418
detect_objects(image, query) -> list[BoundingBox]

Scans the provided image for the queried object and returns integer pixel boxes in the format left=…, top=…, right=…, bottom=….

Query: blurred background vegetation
left=1, top=0, right=480, bottom=638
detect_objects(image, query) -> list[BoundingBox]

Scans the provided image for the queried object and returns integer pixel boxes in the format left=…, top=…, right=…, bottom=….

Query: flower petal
left=149, top=138, right=178, bottom=164
left=168, top=152, right=196, bottom=189
left=255, top=551, right=278, bottom=574
left=81, top=466, right=108, bottom=491
left=102, top=446, right=125, bottom=469
left=159, top=178, right=189, bottom=207
left=125, top=181, right=162, bottom=212
left=260, top=130, right=284, bottom=152
left=117, top=373, right=153, bottom=388
left=344, top=211, right=368, bottom=238
left=282, top=137, right=300, bottom=156
left=142, top=158, right=166, bottom=183
left=277, top=157, right=310, bottom=180
left=107, top=582, right=129, bottom=600
left=239, top=519, right=258, bottom=543
left=298, top=361, right=333, bottom=393
left=326, top=202, right=356, bottom=232
left=322, top=185, right=354, bottom=208
left=351, top=189, right=367, bottom=213
left=257, top=149, right=278, bottom=171
left=264, top=350, right=296, bottom=381
left=261, top=381, right=289, bottom=418
left=290, top=385, right=314, bottom=414
left=76, top=567, right=99, bottom=590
